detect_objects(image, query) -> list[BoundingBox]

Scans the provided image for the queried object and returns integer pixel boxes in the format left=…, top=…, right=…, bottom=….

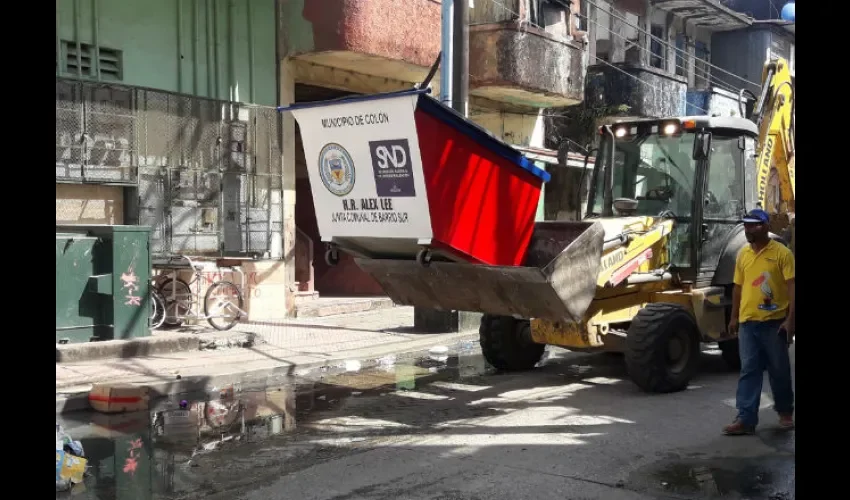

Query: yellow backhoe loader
left=749, top=57, right=795, bottom=253
left=355, top=57, right=795, bottom=393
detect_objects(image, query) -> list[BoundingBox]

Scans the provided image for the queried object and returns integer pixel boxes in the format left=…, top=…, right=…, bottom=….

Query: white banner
left=290, top=93, right=433, bottom=242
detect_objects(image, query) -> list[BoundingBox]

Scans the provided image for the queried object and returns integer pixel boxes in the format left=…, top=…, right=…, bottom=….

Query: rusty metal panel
left=355, top=221, right=606, bottom=322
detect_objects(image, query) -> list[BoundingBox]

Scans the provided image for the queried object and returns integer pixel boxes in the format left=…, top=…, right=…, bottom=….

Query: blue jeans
left=735, top=318, right=794, bottom=427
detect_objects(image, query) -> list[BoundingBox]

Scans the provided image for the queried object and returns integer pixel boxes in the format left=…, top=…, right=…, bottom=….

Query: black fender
left=712, top=224, right=788, bottom=287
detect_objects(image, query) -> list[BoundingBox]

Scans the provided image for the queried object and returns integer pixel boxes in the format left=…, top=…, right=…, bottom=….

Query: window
left=650, top=25, right=665, bottom=69
left=694, top=41, right=710, bottom=89
left=594, top=0, right=613, bottom=62
left=789, top=44, right=795, bottom=76
left=589, top=131, right=699, bottom=268
left=59, top=40, right=123, bottom=81
left=590, top=132, right=698, bottom=219
left=622, top=11, right=641, bottom=64
left=675, top=34, right=687, bottom=78
left=529, top=0, right=570, bottom=39
left=705, top=135, right=744, bottom=219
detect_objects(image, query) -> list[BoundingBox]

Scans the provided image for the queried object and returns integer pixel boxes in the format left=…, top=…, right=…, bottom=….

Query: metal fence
left=56, top=77, right=283, bottom=257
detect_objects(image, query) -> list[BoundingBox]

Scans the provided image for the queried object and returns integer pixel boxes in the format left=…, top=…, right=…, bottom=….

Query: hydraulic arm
left=751, top=57, right=795, bottom=215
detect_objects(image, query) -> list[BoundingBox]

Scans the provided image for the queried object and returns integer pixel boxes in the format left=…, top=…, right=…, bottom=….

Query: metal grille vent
left=60, top=41, right=123, bottom=81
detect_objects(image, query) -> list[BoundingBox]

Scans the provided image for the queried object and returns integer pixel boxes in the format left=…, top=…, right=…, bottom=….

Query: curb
left=295, top=298, right=395, bottom=318
left=56, top=335, right=200, bottom=363
left=56, top=330, right=480, bottom=415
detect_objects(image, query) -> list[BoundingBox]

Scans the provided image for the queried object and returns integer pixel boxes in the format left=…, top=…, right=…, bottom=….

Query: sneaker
left=723, top=419, right=755, bottom=435
left=778, top=414, right=795, bottom=430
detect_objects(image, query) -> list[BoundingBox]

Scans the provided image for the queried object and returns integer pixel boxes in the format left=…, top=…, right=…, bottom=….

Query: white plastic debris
left=376, top=355, right=396, bottom=367
left=344, top=360, right=362, bottom=372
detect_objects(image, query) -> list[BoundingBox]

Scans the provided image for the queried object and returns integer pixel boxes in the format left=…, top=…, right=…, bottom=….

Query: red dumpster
left=281, top=88, right=550, bottom=267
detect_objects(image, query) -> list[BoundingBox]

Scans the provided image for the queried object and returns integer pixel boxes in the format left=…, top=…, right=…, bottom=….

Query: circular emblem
left=318, top=143, right=356, bottom=196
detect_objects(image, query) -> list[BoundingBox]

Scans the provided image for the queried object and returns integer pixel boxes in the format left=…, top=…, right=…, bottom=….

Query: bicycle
left=149, top=285, right=166, bottom=330
left=153, top=255, right=247, bottom=331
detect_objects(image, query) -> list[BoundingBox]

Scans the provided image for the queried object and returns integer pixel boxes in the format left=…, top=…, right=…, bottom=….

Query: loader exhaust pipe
left=601, top=125, right=616, bottom=217
left=603, top=234, right=629, bottom=252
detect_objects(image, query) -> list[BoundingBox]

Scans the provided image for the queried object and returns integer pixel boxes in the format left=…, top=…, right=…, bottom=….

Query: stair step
left=295, top=297, right=395, bottom=318
left=294, top=291, right=320, bottom=305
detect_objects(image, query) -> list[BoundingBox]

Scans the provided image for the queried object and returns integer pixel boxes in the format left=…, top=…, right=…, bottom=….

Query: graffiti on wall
left=123, top=437, right=144, bottom=476
left=120, top=266, right=143, bottom=306
left=199, top=271, right=265, bottom=298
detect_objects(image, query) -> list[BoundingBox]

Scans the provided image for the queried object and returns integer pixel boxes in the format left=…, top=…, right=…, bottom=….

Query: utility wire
left=582, top=0, right=761, bottom=88
left=580, top=12, right=744, bottom=96
left=479, top=0, right=711, bottom=114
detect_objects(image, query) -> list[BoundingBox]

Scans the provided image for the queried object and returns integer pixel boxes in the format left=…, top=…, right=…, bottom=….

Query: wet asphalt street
left=57, top=342, right=794, bottom=500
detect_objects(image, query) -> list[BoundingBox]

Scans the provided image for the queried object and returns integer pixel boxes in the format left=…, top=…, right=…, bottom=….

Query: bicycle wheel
left=204, top=281, right=245, bottom=331
left=159, top=278, right=193, bottom=327
left=150, top=289, right=166, bottom=330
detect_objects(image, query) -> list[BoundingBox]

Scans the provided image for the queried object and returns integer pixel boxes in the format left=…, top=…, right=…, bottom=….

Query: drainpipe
left=92, top=0, right=100, bottom=80
left=177, top=0, right=183, bottom=93
left=451, top=0, right=468, bottom=115
left=206, top=0, right=213, bottom=97
left=73, top=0, right=82, bottom=79
left=56, top=7, right=61, bottom=76
left=601, top=125, right=615, bottom=217
left=440, top=0, right=453, bottom=107
left=193, top=0, right=200, bottom=95
left=228, top=0, right=236, bottom=103
left=213, top=0, right=220, bottom=100
left=248, top=0, right=255, bottom=104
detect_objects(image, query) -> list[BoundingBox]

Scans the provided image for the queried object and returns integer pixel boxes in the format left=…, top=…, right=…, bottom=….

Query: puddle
left=632, top=456, right=794, bottom=499
left=56, top=340, right=492, bottom=499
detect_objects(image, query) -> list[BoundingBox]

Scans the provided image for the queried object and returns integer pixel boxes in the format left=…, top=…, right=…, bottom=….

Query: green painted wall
left=279, top=0, right=314, bottom=56
left=56, top=0, right=277, bottom=106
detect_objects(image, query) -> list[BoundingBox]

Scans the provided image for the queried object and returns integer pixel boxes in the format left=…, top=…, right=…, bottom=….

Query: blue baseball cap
left=742, top=208, right=770, bottom=224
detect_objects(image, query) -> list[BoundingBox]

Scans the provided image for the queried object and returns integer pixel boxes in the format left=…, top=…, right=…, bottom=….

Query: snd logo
left=318, top=143, right=355, bottom=196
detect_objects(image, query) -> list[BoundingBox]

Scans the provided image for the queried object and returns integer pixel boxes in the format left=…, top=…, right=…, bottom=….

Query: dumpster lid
left=278, top=88, right=550, bottom=183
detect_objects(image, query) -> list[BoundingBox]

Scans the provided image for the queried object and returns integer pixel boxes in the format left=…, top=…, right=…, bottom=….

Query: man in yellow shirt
left=724, top=208, right=795, bottom=435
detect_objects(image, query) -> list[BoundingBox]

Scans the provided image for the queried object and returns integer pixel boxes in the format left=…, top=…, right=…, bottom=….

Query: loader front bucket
left=354, top=221, right=605, bottom=323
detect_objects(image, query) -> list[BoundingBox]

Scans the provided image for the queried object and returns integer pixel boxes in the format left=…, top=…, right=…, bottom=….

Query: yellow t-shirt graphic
left=734, top=240, right=795, bottom=322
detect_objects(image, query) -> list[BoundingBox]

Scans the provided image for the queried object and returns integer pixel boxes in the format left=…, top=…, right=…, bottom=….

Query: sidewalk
left=56, top=306, right=480, bottom=413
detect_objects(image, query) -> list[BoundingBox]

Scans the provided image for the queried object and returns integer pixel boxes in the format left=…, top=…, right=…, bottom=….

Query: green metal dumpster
left=56, top=225, right=152, bottom=344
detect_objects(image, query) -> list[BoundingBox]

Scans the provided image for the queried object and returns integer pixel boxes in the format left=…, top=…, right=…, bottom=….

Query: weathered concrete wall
left=707, top=89, right=746, bottom=117
left=585, top=63, right=687, bottom=118
left=280, top=0, right=440, bottom=67
left=687, top=88, right=750, bottom=117
left=469, top=23, right=586, bottom=108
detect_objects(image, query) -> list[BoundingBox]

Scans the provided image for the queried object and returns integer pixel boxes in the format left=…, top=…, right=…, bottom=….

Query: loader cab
left=586, top=116, right=760, bottom=286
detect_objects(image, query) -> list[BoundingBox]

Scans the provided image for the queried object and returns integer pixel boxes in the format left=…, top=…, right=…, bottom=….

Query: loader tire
left=479, top=315, right=545, bottom=372
left=625, top=303, right=701, bottom=393
left=719, top=338, right=741, bottom=371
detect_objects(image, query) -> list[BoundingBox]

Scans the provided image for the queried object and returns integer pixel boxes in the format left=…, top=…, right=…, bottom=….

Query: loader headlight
left=663, top=123, right=678, bottom=135
left=614, top=127, right=627, bottom=138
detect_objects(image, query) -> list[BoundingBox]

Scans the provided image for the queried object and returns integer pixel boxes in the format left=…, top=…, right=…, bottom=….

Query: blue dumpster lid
left=278, top=88, right=550, bottom=183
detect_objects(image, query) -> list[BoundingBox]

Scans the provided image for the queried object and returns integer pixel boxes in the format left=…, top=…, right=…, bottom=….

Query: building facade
left=279, top=0, right=589, bottom=299
left=56, top=0, right=290, bottom=318
left=549, top=0, right=794, bottom=144
left=56, top=0, right=590, bottom=317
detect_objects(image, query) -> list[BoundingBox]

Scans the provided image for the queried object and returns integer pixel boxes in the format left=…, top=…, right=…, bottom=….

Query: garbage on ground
left=428, top=345, right=449, bottom=363
left=344, top=360, right=362, bottom=372
left=88, top=383, right=150, bottom=413
left=56, top=424, right=88, bottom=492
left=376, top=354, right=397, bottom=371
